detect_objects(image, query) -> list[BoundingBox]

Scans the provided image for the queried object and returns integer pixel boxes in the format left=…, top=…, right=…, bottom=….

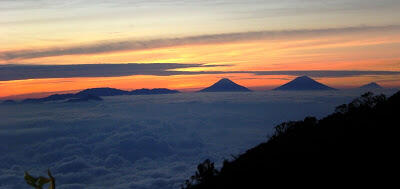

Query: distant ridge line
left=17, top=87, right=180, bottom=103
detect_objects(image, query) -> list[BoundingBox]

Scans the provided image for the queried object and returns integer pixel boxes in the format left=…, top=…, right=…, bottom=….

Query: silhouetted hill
left=20, top=87, right=180, bottom=103
left=22, top=93, right=76, bottom=103
left=1, top=99, right=17, bottom=105
left=359, top=82, right=383, bottom=89
left=130, top=88, right=180, bottom=95
left=274, top=76, right=336, bottom=90
left=22, top=93, right=90, bottom=103
left=66, top=94, right=103, bottom=103
left=199, top=78, right=251, bottom=92
left=75, top=88, right=129, bottom=97
left=183, top=91, right=399, bottom=188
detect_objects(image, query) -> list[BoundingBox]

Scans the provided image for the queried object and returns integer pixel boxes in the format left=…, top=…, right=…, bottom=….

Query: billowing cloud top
left=2, top=89, right=394, bottom=188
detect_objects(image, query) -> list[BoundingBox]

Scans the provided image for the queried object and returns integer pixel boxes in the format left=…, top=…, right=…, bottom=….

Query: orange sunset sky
left=1, top=0, right=400, bottom=98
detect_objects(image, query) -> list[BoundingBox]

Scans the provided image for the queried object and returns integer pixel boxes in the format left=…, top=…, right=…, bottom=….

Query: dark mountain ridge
left=19, top=87, right=180, bottom=103
left=76, top=87, right=129, bottom=97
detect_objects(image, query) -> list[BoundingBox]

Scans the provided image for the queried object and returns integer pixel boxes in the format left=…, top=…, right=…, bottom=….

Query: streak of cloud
left=1, top=25, right=400, bottom=61
left=251, top=70, right=400, bottom=78
left=0, top=63, right=226, bottom=81
left=1, top=63, right=400, bottom=81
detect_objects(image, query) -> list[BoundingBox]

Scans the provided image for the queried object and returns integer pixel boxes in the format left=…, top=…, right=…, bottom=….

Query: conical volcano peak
left=274, top=75, right=336, bottom=91
left=215, top=78, right=235, bottom=84
left=297, top=75, right=313, bottom=80
left=199, top=78, right=251, bottom=92
left=360, top=82, right=383, bottom=89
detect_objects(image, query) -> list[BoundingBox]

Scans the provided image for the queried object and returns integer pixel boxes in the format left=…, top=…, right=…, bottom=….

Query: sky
left=1, top=0, right=400, bottom=98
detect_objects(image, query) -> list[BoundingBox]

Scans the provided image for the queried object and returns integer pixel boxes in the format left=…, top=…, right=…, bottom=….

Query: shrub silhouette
left=24, top=169, right=55, bottom=189
left=181, top=159, right=218, bottom=189
left=182, top=91, right=399, bottom=188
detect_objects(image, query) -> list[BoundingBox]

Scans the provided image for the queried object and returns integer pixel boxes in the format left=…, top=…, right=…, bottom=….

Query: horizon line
left=2, top=84, right=398, bottom=100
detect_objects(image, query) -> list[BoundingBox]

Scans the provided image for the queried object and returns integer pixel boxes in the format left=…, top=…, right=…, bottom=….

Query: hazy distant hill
left=130, top=88, right=180, bottom=95
left=19, top=87, right=180, bottom=103
left=22, top=93, right=76, bottom=103
left=1, top=100, right=17, bottom=105
left=183, top=91, right=398, bottom=188
left=75, top=88, right=129, bottom=97
left=199, top=78, right=251, bottom=92
left=66, top=94, right=103, bottom=103
left=274, top=76, right=336, bottom=90
left=359, top=82, right=383, bottom=90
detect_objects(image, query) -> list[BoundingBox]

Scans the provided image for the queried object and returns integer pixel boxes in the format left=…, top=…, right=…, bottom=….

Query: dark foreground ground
left=183, top=91, right=399, bottom=188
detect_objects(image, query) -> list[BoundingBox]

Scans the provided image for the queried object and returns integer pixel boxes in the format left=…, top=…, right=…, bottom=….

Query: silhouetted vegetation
left=183, top=91, right=399, bottom=188
left=24, top=169, right=55, bottom=189
left=181, top=159, right=219, bottom=189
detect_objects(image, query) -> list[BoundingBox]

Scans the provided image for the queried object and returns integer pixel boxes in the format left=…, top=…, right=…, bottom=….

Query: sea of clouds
left=0, top=90, right=396, bottom=189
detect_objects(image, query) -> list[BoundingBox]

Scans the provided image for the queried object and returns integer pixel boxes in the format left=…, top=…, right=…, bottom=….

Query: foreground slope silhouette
left=183, top=91, right=399, bottom=188
left=199, top=78, right=251, bottom=92
left=274, top=75, right=336, bottom=90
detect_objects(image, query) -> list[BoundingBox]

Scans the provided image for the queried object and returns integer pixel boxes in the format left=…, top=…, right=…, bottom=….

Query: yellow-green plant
left=24, top=169, right=55, bottom=189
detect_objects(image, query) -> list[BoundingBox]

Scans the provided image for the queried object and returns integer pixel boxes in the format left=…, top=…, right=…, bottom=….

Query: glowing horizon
left=1, top=0, right=400, bottom=98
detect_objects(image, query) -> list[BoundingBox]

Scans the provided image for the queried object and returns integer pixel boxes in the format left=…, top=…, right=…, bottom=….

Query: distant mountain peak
left=220, top=78, right=232, bottom=81
left=274, top=75, right=336, bottom=91
left=297, top=75, right=312, bottom=79
left=199, top=78, right=251, bottom=92
left=215, top=78, right=236, bottom=84
left=360, top=82, right=383, bottom=89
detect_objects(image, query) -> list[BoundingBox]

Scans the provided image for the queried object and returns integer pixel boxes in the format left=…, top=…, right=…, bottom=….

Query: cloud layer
left=2, top=90, right=388, bottom=189
left=1, top=25, right=400, bottom=61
